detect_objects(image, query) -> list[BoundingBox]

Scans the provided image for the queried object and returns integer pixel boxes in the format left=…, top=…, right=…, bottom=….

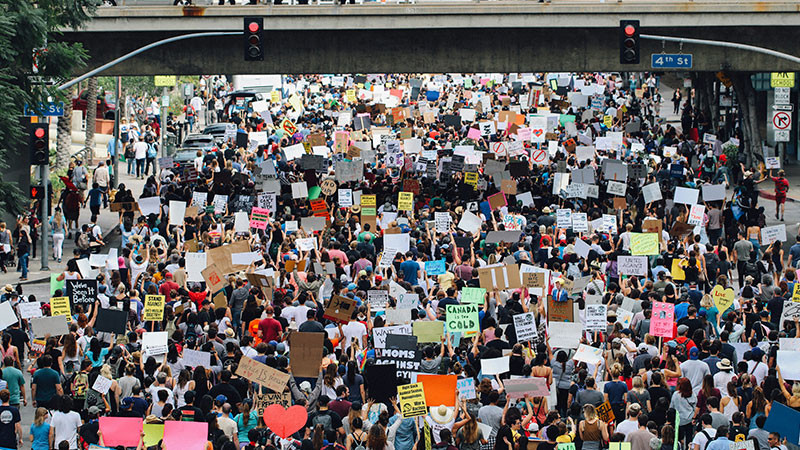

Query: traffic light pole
left=640, top=34, right=800, bottom=65
left=40, top=160, right=49, bottom=271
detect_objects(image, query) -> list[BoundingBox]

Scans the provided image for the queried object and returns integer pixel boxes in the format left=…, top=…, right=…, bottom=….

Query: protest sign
left=503, top=378, right=550, bottom=398
left=375, top=341, right=421, bottom=380
left=584, top=305, right=607, bottom=331
left=762, top=225, right=787, bottom=245
left=30, top=316, right=69, bottom=338
left=323, top=295, right=358, bottom=324
left=94, top=309, right=128, bottom=335
left=50, top=296, right=71, bottom=317
left=630, top=233, right=659, bottom=255
left=574, top=344, right=604, bottom=365
left=513, top=312, right=538, bottom=342
left=373, top=324, right=412, bottom=348
left=236, top=355, right=290, bottom=392
left=143, top=295, right=165, bottom=321
left=412, top=321, right=444, bottom=343
left=650, top=302, right=675, bottom=337
left=446, top=304, right=479, bottom=333
left=457, top=378, right=476, bottom=400
left=253, top=392, right=292, bottom=417
left=289, top=332, right=325, bottom=377
left=618, top=256, right=648, bottom=276
left=461, top=287, right=486, bottom=304
left=398, top=383, right=427, bottom=418
left=481, top=356, right=510, bottom=375
left=66, top=279, right=97, bottom=306
left=17, top=302, right=42, bottom=319
left=368, top=290, right=389, bottom=309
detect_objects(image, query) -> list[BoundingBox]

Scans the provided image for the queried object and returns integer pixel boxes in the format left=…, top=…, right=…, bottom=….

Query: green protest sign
left=446, top=304, right=479, bottom=333
left=461, top=287, right=486, bottom=304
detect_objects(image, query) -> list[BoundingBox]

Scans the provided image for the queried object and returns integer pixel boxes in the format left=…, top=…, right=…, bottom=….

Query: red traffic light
left=624, top=24, right=636, bottom=36
left=248, top=21, right=260, bottom=33
left=34, top=127, right=45, bottom=138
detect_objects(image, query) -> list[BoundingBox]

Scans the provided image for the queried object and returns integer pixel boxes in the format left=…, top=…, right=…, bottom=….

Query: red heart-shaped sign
left=532, top=129, right=544, bottom=137
left=264, top=404, right=308, bottom=438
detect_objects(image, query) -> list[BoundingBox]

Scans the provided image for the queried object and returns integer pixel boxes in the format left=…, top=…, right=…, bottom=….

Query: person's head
left=768, top=432, right=782, bottom=447
left=678, top=378, right=692, bottom=398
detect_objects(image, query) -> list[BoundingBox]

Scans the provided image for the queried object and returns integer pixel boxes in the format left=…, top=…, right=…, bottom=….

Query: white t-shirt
left=747, top=361, right=768, bottom=386
left=50, top=411, right=82, bottom=450
left=691, top=428, right=716, bottom=450
left=134, top=141, right=149, bottom=159
left=615, top=419, right=638, bottom=437
left=130, top=259, right=148, bottom=286
left=341, top=321, right=367, bottom=350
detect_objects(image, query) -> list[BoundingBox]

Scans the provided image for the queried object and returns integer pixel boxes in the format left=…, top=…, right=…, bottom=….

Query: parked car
left=73, top=89, right=116, bottom=120
left=182, top=133, right=218, bottom=153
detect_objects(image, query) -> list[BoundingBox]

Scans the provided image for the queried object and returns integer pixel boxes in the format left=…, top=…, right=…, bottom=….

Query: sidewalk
left=3, top=168, right=146, bottom=287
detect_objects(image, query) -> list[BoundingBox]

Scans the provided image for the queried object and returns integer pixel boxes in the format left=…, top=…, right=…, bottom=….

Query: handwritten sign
left=446, top=304, right=479, bottom=333
left=236, top=355, right=291, bottom=392
left=649, top=302, right=674, bottom=337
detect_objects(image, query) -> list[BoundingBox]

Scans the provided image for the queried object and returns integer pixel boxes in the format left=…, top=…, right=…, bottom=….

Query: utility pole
left=40, top=118, right=49, bottom=271
left=113, top=76, right=120, bottom=189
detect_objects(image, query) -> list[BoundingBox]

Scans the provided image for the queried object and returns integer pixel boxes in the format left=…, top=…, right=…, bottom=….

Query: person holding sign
left=578, top=404, right=609, bottom=450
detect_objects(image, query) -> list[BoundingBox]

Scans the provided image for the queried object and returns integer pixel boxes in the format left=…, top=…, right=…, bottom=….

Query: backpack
left=185, top=325, right=198, bottom=348
left=699, top=429, right=716, bottom=450
left=744, top=261, right=760, bottom=279
left=674, top=338, right=689, bottom=361
left=71, top=372, right=89, bottom=400
left=570, top=383, right=586, bottom=406
left=147, top=144, right=157, bottom=159
left=76, top=232, right=90, bottom=251
left=312, top=411, right=334, bottom=433
left=351, top=434, right=366, bottom=450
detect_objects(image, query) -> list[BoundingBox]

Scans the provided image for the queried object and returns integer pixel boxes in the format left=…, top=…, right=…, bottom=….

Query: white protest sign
left=372, top=324, right=412, bottom=349
left=91, top=375, right=113, bottom=395
left=572, top=213, right=589, bottom=233
left=513, top=312, right=538, bottom=342
left=584, top=305, right=607, bottom=331
left=762, top=225, right=787, bottom=245
left=618, top=255, right=648, bottom=276
left=687, top=204, right=705, bottom=226
left=674, top=187, right=699, bottom=205
left=435, top=212, right=451, bottom=233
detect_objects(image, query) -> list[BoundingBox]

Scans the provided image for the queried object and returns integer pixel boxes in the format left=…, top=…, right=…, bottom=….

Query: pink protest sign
left=649, top=301, right=674, bottom=338
left=164, top=420, right=208, bottom=450
left=467, top=127, right=481, bottom=140
left=249, top=207, right=270, bottom=230
left=99, top=417, right=143, bottom=447
left=503, top=377, right=550, bottom=398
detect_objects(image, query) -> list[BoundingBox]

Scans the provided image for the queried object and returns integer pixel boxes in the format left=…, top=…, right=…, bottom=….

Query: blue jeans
left=19, top=252, right=28, bottom=278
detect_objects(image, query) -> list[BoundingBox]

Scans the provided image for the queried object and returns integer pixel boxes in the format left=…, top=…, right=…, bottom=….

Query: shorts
left=776, top=193, right=787, bottom=204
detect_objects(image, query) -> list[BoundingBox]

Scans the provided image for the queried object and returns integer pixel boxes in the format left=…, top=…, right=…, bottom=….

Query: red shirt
left=258, top=317, right=283, bottom=342
left=159, top=281, right=180, bottom=298
left=188, top=291, right=207, bottom=308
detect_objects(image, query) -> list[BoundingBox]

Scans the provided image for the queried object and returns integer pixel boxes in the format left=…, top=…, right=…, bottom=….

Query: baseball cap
left=88, top=406, right=102, bottom=415
left=677, top=324, right=689, bottom=335
left=215, top=395, right=227, bottom=403
left=689, top=347, right=700, bottom=359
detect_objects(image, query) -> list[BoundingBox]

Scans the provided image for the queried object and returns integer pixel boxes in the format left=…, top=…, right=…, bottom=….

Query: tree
left=85, top=76, right=97, bottom=150
left=730, top=72, right=762, bottom=167
left=0, top=0, right=95, bottom=216
left=56, top=90, right=72, bottom=170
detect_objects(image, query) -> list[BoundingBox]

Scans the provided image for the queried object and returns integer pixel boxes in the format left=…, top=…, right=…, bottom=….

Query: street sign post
left=23, top=102, right=64, bottom=117
left=775, top=87, right=791, bottom=104
left=773, top=104, right=794, bottom=112
left=771, top=72, right=795, bottom=88
left=772, top=111, right=792, bottom=130
left=651, top=54, right=692, bottom=69
left=154, top=75, right=176, bottom=87
left=775, top=130, right=790, bottom=142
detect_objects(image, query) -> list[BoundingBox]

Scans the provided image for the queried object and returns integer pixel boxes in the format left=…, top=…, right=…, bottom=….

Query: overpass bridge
left=60, top=1, right=800, bottom=75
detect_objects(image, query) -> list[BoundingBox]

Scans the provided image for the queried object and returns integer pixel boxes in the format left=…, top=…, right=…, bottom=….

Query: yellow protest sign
left=630, top=233, right=659, bottom=256
left=671, top=258, right=685, bottom=281
left=50, top=297, right=71, bottom=318
left=398, top=383, right=427, bottom=418
left=793, top=283, right=800, bottom=302
left=346, top=89, right=357, bottom=103
left=711, top=285, right=735, bottom=314
left=270, top=90, right=281, bottom=103
left=361, top=195, right=376, bottom=209
left=464, top=172, right=478, bottom=185
left=144, top=295, right=165, bottom=321
left=280, top=118, right=297, bottom=135
left=604, top=115, right=613, bottom=128
left=398, top=192, right=414, bottom=211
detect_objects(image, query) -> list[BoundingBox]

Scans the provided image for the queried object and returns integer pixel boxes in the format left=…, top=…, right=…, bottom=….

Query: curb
left=759, top=191, right=799, bottom=203
left=16, top=225, right=120, bottom=286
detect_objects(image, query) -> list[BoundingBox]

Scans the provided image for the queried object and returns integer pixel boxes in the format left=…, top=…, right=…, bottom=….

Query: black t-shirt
left=0, top=405, right=20, bottom=449
left=178, top=405, right=205, bottom=422
left=208, top=382, right=242, bottom=406
left=6, top=328, right=28, bottom=361
left=78, top=420, right=100, bottom=445
left=678, top=317, right=703, bottom=338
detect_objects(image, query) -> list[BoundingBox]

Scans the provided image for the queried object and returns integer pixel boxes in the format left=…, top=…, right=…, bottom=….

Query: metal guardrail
left=71, top=146, right=93, bottom=163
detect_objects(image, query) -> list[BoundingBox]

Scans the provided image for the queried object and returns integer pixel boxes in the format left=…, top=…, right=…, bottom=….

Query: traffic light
left=29, top=123, right=49, bottom=165
left=244, top=17, right=264, bottom=61
left=619, top=20, right=640, bottom=64
left=30, top=184, right=43, bottom=200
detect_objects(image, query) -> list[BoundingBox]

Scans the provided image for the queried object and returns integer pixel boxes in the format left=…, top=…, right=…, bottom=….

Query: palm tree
left=85, top=77, right=98, bottom=156
left=56, top=91, right=73, bottom=170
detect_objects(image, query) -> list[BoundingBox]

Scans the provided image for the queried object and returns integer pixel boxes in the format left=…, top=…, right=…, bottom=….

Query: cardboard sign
left=523, top=272, right=546, bottom=288
left=412, top=321, right=444, bottom=343
left=201, top=264, right=229, bottom=293
left=487, top=192, right=507, bottom=210
left=596, top=401, right=615, bottom=423
left=398, top=383, right=427, bottom=418
left=548, top=296, right=574, bottom=322
left=477, top=264, right=522, bottom=290
left=289, top=332, right=325, bottom=378
left=236, top=355, right=291, bottom=392
left=324, top=295, right=357, bottom=324
left=143, top=295, right=165, bottom=321
left=253, top=391, right=292, bottom=417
